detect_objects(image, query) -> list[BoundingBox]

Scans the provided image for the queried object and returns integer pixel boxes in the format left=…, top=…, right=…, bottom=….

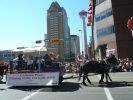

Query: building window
left=97, top=25, right=114, bottom=39
left=106, top=8, right=112, bottom=17
left=8, top=54, right=11, bottom=57
left=4, top=54, right=7, bottom=58
left=95, top=8, right=112, bottom=22
left=96, top=0, right=106, bottom=6
left=58, top=12, right=62, bottom=15
left=0, top=54, right=3, bottom=58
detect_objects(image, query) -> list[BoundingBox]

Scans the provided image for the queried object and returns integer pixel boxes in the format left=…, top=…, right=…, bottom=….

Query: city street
left=0, top=72, right=133, bottom=100
left=0, top=1, right=133, bottom=100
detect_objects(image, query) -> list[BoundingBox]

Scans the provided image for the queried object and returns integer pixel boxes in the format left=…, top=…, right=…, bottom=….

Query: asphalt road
left=0, top=72, right=133, bottom=100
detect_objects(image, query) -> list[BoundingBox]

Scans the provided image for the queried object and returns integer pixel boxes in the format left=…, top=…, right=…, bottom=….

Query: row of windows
left=50, top=27, right=58, bottom=31
left=48, top=12, right=62, bottom=16
left=96, top=0, right=106, bottom=6
left=97, top=25, right=115, bottom=39
left=0, top=54, right=15, bottom=58
left=95, top=8, right=112, bottom=22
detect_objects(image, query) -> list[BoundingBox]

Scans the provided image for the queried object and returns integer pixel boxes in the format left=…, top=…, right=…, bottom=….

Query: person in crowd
left=27, top=55, right=34, bottom=70
left=77, top=55, right=84, bottom=67
left=49, top=52, right=57, bottom=62
left=43, top=54, right=53, bottom=67
left=84, top=55, right=89, bottom=63
left=130, top=59, right=133, bottom=71
left=22, top=54, right=28, bottom=70
left=13, top=54, right=24, bottom=70
left=49, top=52, right=59, bottom=67
left=33, top=56, right=39, bottom=70
left=64, top=63, right=71, bottom=73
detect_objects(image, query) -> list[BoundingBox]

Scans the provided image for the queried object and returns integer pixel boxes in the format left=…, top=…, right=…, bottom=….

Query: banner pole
left=132, top=30, right=133, bottom=37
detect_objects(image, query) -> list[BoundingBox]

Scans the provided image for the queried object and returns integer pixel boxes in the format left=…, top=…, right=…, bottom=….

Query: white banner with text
left=6, top=72, right=59, bottom=86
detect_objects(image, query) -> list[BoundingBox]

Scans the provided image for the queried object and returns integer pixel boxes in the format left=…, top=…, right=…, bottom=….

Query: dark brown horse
left=79, top=55, right=118, bottom=86
left=0, top=59, right=9, bottom=81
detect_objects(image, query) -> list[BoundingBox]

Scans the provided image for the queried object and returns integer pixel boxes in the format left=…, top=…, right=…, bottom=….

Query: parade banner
left=6, top=72, right=59, bottom=86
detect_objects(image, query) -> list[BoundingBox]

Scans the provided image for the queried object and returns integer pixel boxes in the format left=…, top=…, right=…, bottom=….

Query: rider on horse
left=106, top=54, right=118, bottom=72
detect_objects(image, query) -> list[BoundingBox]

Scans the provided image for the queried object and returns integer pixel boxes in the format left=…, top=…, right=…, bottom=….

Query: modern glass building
left=70, top=35, right=80, bottom=59
left=47, top=2, right=71, bottom=61
left=93, top=0, right=133, bottom=59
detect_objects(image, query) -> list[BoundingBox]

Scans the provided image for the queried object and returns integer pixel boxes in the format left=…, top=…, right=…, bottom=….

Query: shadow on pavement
left=0, top=81, right=6, bottom=84
left=0, top=88, right=6, bottom=91
left=81, top=81, right=133, bottom=88
left=51, top=82, right=80, bottom=92
left=99, top=81, right=133, bottom=88
left=8, top=86, right=44, bottom=92
left=8, top=82, right=80, bottom=92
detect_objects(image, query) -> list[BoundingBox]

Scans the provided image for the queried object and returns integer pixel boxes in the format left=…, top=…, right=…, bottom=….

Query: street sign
left=50, top=38, right=60, bottom=44
left=44, top=39, right=49, bottom=42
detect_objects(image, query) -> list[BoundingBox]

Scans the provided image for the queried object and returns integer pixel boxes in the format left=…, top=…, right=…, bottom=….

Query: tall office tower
left=47, top=2, right=71, bottom=61
left=92, top=0, right=133, bottom=59
left=70, top=35, right=80, bottom=59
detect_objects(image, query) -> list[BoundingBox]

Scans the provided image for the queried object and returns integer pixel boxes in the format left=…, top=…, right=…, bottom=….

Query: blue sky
left=0, top=0, right=91, bottom=50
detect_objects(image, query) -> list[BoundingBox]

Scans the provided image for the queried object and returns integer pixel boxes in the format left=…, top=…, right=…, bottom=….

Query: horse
left=78, top=54, right=118, bottom=86
left=0, top=59, right=9, bottom=81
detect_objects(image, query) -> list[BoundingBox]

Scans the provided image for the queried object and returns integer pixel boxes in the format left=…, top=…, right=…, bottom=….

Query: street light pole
left=79, top=30, right=84, bottom=57
left=74, top=38, right=77, bottom=58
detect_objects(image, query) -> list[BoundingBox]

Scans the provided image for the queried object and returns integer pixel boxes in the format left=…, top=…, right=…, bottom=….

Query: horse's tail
left=78, top=66, right=83, bottom=81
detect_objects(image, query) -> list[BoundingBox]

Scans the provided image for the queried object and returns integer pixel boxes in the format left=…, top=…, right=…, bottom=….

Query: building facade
left=93, top=0, right=133, bottom=59
left=70, top=35, right=80, bottom=59
left=47, top=2, right=71, bottom=61
left=0, top=50, right=15, bottom=62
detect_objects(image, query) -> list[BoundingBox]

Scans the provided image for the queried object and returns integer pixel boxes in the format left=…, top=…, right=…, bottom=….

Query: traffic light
left=36, top=40, right=42, bottom=44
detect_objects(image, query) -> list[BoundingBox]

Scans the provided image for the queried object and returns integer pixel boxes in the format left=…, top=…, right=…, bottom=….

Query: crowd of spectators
left=1, top=52, right=133, bottom=74
left=63, top=55, right=85, bottom=73
left=63, top=62, right=79, bottom=73
left=113, top=58, right=133, bottom=72
left=63, top=56, right=133, bottom=73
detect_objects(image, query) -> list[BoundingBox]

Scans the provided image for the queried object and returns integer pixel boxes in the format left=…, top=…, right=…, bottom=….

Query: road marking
left=97, top=75, right=114, bottom=100
left=21, top=88, right=42, bottom=100
left=104, top=87, right=114, bottom=100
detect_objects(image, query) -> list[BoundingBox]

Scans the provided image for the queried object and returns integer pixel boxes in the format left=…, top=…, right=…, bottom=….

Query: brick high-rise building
left=47, top=2, right=71, bottom=61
